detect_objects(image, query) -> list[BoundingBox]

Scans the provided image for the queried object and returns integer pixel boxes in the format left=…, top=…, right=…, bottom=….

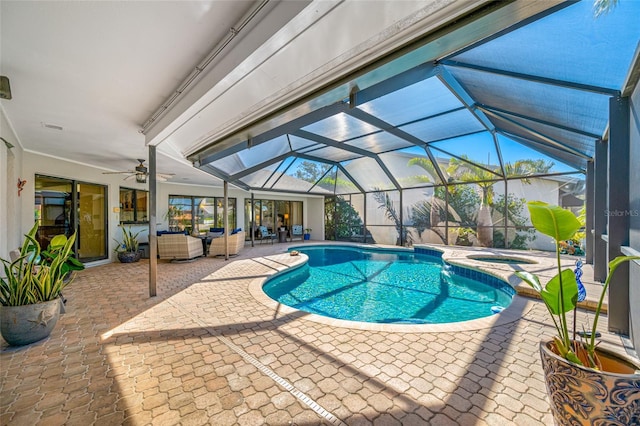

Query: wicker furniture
left=157, top=233, right=204, bottom=260
left=209, top=231, right=245, bottom=256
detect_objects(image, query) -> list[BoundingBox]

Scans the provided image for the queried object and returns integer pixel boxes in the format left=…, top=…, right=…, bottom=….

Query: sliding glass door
left=245, top=199, right=303, bottom=239
left=77, top=182, right=107, bottom=260
left=35, top=175, right=108, bottom=262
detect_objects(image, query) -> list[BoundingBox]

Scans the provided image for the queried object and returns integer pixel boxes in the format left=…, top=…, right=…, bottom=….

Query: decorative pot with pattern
left=117, top=250, right=141, bottom=263
left=540, top=340, right=640, bottom=425
left=0, top=299, right=62, bottom=346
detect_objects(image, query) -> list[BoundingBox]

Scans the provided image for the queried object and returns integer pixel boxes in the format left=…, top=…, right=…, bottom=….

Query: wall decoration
left=17, top=178, right=26, bottom=196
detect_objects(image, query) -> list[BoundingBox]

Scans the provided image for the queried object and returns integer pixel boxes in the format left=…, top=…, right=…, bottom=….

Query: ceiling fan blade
left=102, top=171, right=133, bottom=175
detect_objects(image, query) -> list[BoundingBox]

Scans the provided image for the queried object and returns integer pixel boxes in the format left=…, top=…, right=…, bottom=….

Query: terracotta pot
left=1, top=299, right=61, bottom=346
left=539, top=340, right=640, bottom=425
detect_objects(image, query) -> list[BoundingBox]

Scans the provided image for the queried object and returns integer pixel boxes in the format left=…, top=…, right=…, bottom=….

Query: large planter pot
left=540, top=340, right=640, bottom=425
left=117, top=250, right=141, bottom=263
left=1, top=299, right=62, bottom=346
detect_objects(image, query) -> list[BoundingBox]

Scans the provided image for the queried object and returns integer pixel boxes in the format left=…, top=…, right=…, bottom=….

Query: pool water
left=262, top=246, right=514, bottom=324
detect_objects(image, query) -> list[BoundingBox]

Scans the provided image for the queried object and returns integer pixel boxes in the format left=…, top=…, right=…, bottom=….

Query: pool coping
left=248, top=243, right=535, bottom=333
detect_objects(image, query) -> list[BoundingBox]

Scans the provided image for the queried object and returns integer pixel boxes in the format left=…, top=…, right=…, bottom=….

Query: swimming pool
left=262, top=246, right=515, bottom=324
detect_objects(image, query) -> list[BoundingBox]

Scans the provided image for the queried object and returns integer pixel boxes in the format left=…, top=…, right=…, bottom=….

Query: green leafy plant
left=0, top=222, right=77, bottom=306
left=515, top=201, right=639, bottom=369
left=40, top=236, right=85, bottom=280
left=114, top=226, right=141, bottom=253
left=455, top=227, right=476, bottom=246
left=304, top=228, right=312, bottom=234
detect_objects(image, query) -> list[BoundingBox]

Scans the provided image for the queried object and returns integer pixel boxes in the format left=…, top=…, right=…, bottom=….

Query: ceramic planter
left=117, top=251, right=141, bottom=263
left=1, top=299, right=61, bottom=346
left=540, top=340, right=640, bottom=425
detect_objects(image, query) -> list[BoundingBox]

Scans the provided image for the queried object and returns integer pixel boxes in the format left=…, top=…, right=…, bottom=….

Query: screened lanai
left=189, top=1, right=639, bottom=251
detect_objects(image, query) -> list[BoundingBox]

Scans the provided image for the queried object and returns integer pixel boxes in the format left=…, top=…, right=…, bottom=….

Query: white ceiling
left=0, top=0, right=494, bottom=187
left=0, top=0, right=311, bottom=185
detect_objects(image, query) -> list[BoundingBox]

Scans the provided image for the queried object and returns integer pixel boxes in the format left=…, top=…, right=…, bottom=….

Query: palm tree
left=446, top=157, right=554, bottom=247
left=407, top=157, right=449, bottom=241
left=446, top=157, right=499, bottom=247
left=593, top=0, right=619, bottom=17
left=504, top=159, right=553, bottom=181
left=372, top=190, right=412, bottom=246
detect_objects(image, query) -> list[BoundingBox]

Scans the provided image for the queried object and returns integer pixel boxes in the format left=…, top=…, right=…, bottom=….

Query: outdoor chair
left=258, top=226, right=276, bottom=244
left=157, top=233, right=204, bottom=261
left=291, top=224, right=303, bottom=241
left=209, top=230, right=245, bottom=256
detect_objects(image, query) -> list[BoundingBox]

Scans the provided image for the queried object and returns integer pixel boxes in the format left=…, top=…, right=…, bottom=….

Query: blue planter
left=303, top=234, right=310, bottom=240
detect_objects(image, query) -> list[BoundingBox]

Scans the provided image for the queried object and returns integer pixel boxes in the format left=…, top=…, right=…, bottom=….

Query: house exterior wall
left=0, top=107, right=23, bottom=260
left=9, top=152, right=325, bottom=264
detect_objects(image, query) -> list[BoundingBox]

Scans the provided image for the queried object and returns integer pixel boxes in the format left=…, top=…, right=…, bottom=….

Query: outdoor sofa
left=157, top=232, right=204, bottom=261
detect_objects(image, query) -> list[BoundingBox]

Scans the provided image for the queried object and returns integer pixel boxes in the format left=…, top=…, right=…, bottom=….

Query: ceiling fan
left=102, top=159, right=174, bottom=183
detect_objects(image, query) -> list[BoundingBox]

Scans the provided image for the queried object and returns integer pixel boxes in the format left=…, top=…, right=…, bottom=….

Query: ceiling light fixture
left=135, top=161, right=148, bottom=183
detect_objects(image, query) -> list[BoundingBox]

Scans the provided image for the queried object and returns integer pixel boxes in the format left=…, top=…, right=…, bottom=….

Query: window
left=245, top=199, right=303, bottom=239
left=168, top=195, right=236, bottom=235
left=120, top=188, right=148, bottom=223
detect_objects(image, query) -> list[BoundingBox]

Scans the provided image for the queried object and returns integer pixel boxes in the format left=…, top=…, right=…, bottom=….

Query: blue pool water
left=262, top=246, right=515, bottom=324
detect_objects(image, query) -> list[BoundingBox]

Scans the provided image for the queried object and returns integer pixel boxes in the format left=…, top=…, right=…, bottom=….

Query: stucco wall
left=0, top=107, right=23, bottom=260
left=4, top=150, right=326, bottom=264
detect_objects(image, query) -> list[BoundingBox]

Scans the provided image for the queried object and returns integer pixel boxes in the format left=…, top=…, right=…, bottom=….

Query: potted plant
left=0, top=222, right=77, bottom=346
left=40, top=237, right=85, bottom=283
left=515, top=201, right=640, bottom=425
left=303, top=228, right=312, bottom=241
left=114, top=226, right=142, bottom=263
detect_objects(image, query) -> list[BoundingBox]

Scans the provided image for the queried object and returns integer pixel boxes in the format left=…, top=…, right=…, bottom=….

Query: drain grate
left=168, top=299, right=347, bottom=425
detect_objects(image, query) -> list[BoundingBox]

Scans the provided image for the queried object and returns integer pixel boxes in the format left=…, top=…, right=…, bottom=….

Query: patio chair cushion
left=207, top=227, right=224, bottom=238
left=257, top=226, right=275, bottom=244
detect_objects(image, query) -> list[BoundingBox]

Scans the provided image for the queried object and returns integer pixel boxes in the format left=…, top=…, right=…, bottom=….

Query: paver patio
left=0, top=242, right=630, bottom=425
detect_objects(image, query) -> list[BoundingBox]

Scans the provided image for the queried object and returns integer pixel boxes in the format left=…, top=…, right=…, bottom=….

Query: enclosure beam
left=503, top=179, right=509, bottom=249
left=250, top=193, right=255, bottom=247
left=607, top=95, right=630, bottom=335
left=593, top=139, right=608, bottom=282
left=585, top=161, right=594, bottom=264
left=148, top=145, right=158, bottom=298
left=223, top=181, right=229, bottom=260
left=363, top=195, right=368, bottom=244
left=399, top=190, right=404, bottom=246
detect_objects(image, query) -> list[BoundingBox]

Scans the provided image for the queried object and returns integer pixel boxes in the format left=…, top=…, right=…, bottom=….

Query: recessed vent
left=41, top=122, right=63, bottom=131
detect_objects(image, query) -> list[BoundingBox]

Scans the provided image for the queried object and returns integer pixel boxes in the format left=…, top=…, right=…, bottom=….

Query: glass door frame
left=35, top=174, right=109, bottom=262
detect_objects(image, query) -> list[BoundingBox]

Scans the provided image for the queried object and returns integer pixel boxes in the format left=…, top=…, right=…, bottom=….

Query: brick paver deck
left=0, top=242, right=629, bottom=425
